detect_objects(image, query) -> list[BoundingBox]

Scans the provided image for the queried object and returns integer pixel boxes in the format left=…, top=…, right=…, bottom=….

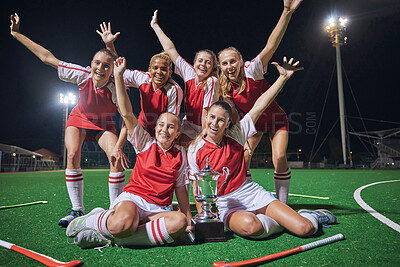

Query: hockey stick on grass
left=0, top=239, right=83, bottom=267
left=0, top=200, right=48, bottom=210
left=213, top=233, right=345, bottom=267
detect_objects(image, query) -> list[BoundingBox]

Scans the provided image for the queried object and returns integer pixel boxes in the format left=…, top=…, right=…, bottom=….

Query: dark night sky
left=1, top=0, right=400, bottom=160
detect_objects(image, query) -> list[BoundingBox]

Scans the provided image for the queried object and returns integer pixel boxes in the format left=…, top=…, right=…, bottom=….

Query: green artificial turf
left=0, top=169, right=399, bottom=266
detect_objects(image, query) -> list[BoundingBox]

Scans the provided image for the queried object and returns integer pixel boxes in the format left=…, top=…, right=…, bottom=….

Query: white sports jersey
left=244, top=54, right=268, bottom=80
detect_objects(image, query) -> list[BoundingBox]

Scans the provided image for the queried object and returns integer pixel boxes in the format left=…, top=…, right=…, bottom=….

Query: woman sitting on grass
left=188, top=56, right=336, bottom=240
left=66, top=57, right=192, bottom=249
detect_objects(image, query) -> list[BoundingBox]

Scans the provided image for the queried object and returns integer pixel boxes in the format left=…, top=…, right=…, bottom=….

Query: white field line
left=354, top=180, right=400, bottom=233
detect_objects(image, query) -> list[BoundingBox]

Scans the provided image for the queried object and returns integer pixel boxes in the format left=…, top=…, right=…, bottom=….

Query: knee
left=291, top=219, right=315, bottom=237
left=232, top=216, right=262, bottom=237
left=66, top=149, right=79, bottom=162
left=107, top=212, right=137, bottom=236
left=165, top=212, right=188, bottom=235
left=272, top=152, right=287, bottom=169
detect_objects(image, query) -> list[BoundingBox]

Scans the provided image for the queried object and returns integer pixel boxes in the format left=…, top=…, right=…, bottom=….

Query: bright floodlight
left=324, top=16, right=348, bottom=46
left=59, top=93, right=76, bottom=105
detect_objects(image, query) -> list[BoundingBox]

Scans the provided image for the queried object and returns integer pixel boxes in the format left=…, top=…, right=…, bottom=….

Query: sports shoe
left=74, top=229, right=112, bottom=250
left=298, top=209, right=337, bottom=226
left=66, top=207, right=105, bottom=237
left=58, top=208, right=84, bottom=228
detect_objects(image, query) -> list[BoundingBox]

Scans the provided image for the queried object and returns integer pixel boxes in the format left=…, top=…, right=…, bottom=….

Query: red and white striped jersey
left=123, top=123, right=187, bottom=206
left=174, top=56, right=219, bottom=126
left=123, top=69, right=183, bottom=135
left=58, top=61, right=117, bottom=135
left=187, top=114, right=257, bottom=196
left=230, top=55, right=288, bottom=132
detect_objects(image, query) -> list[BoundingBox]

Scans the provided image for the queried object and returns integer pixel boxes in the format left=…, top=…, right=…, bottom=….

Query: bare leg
left=269, top=130, right=289, bottom=172
left=226, top=210, right=265, bottom=237
left=263, top=200, right=315, bottom=237
left=226, top=201, right=316, bottom=239
left=106, top=201, right=140, bottom=238
left=96, top=130, right=124, bottom=172
left=62, top=126, right=87, bottom=214
left=244, top=132, right=263, bottom=170
left=65, top=126, right=86, bottom=169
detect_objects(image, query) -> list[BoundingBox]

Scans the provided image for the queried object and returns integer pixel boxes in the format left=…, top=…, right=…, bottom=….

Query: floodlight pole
left=325, top=17, right=350, bottom=166
left=335, top=45, right=347, bottom=166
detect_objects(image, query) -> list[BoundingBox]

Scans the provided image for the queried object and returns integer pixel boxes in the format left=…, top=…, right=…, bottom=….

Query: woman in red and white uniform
left=150, top=10, right=219, bottom=147
left=10, top=14, right=128, bottom=227
left=66, top=57, right=192, bottom=249
left=188, top=57, right=336, bottom=240
left=218, top=0, right=303, bottom=204
left=98, top=23, right=183, bottom=136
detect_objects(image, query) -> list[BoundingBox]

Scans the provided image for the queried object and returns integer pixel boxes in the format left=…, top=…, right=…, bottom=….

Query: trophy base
left=188, top=218, right=227, bottom=243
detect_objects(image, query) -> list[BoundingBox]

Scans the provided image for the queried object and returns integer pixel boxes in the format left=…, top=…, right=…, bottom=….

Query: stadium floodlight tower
left=59, top=93, right=76, bottom=168
left=325, top=16, right=350, bottom=166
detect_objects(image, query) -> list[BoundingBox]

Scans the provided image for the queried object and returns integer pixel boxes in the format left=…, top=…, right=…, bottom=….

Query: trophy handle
left=216, top=167, right=230, bottom=195
left=185, top=166, right=192, bottom=179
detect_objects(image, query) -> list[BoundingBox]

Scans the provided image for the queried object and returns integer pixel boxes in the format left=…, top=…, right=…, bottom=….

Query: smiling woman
left=63, top=56, right=192, bottom=250
left=150, top=10, right=220, bottom=148
left=9, top=13, right=129, bottom=227
left=97, top=22, right=184, bottom=137
left=187, top=57, right=339, bottom=242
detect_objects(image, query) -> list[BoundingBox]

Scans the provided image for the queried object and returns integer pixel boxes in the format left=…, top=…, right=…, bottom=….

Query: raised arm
left=10, top=13, right=60, bottom=69
left=150, top=10, right=180, bottom=63
left=249, top=57, right=303, bottom=124
left=259, top=0, right=302, bottom=67
left=97, top=22, right=120, bottom=57
left=114, top=57, right=138, bottom=135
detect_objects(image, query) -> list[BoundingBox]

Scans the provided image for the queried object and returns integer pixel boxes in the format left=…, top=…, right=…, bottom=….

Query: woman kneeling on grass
left=188, top=57, right=336, bottom=240
left=66, top=57, right=192, bottom=249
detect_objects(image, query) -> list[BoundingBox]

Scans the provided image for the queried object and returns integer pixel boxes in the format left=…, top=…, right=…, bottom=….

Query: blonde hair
left=149, top=51, right=173, bottom=70
left=218, top=47, right=246, bottom=98
left=194, top=49, right=218, bottom=90
left=156, top=112, right=181, bottom=132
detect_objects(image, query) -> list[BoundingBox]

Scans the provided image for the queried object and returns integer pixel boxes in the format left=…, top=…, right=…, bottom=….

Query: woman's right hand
left=10, top=13, right=20, bottom=35
left=150, top=9, right=159, bottom=29
left=96, top=22, right=120, bottom=46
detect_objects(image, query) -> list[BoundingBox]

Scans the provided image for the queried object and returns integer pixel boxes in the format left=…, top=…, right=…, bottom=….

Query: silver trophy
left=188, top=158, right=229, bottom=242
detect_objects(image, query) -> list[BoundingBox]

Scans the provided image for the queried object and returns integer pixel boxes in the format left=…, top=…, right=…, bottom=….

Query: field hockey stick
left=0, top=239, right=83, bottom=267
left=271, top=192, right=330, bottom=200
left=0, top=200, right=48, bottom=210
left=213, top=233, right=345, bottom=267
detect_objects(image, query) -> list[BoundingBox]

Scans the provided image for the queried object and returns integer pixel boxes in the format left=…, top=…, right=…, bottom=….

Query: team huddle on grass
left=10, top=0, right=337, bottom=250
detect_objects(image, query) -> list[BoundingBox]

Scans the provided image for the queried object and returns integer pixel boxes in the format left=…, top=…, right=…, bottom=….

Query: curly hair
left=149, top=51, right=173, bottom=70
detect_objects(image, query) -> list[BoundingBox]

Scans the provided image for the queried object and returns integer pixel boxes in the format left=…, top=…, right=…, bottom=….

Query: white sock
left=299, top=212, right=318, bottom=235
left=274, top=168, right=291, bottom=204
left=250, top=214, right=284, bottom=239
left=246, top=170, right=251, bottom=179
left=65, top=168, right=84, bottom=212
left=85, top=209, right=114, bottom=238
left=108, top=171, right=125, bottom=206
left=115, top=217, right=174, bottom=247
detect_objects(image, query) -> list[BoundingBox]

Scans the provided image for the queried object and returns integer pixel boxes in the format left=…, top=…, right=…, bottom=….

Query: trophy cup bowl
left=188, top=158, right=229, bottom=242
